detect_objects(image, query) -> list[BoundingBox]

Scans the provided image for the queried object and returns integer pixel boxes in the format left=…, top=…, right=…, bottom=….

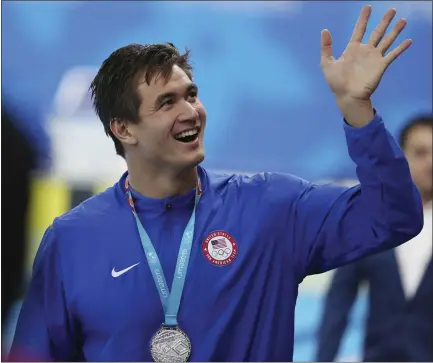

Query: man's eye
left=187, top=91, right=198, bottom=101
left=160, top=99, right=174, bottom=109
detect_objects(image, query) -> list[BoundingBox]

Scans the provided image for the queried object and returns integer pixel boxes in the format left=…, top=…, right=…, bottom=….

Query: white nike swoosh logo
left=111, top=263, right=140, bottom=278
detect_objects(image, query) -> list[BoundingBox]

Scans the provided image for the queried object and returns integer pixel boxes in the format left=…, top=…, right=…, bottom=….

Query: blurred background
left=2, top=1, right=432, bottom=361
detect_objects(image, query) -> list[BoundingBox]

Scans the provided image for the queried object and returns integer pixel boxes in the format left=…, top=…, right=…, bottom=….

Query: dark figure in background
left=316, top=114, right=433, bottom=362
left=1, top=106, right=36, bottom=344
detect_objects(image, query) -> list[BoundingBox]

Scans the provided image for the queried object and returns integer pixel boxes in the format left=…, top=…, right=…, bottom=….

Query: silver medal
left=150, top=325, right=192, bottom=362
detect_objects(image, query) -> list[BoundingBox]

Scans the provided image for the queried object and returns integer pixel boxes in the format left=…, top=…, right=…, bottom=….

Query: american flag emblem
left=202, top=231, right=238, bottom=266
left=211, top=238, right=227, bottom=250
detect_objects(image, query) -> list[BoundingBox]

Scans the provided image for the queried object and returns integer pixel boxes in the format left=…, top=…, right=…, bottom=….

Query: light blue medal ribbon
left=125, top=176, right=201, bottom=327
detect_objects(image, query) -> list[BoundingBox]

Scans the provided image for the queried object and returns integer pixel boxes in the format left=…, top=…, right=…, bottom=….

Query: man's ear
left=110, top=119, right=137, bottom=146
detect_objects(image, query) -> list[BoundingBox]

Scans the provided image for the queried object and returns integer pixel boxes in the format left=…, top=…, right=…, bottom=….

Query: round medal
left=150, top=325, right=192, bottom=362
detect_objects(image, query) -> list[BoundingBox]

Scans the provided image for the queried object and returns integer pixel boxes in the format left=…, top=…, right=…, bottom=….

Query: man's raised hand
left=320, top=5, right=412, bottom=126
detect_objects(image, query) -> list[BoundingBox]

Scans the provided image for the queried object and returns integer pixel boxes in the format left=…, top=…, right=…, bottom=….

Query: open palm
left=321, top=5, right=412, bottom=101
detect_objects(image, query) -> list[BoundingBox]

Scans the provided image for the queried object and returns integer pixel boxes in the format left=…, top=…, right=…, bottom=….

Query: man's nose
left=177, top=100, right=199, bottom=123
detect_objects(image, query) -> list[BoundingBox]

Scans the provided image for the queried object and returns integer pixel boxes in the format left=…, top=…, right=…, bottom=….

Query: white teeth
left=175, top=128, right=198, bottom=140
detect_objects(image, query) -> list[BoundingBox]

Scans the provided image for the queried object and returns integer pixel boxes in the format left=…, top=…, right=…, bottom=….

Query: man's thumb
left=321, top=29, right=334, bottom=64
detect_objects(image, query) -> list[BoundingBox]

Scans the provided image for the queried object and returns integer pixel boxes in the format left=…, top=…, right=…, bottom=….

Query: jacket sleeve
left=263, top=111, right=423, bottom=281
left=9, top=225, right=79, bottom=361
left=294, top=113, right=423, bottom=277
left=315, top=263, right=362, bottom=361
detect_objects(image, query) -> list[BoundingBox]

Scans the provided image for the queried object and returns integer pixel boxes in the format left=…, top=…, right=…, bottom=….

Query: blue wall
left=3, top=1, right=432, bottom=180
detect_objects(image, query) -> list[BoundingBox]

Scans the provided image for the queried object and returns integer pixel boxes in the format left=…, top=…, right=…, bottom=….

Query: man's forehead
left=409, top=124, right=433, bottom=138
left=407, top=125, right=433, bottom=146
left=137, top=65, right=192, bottom=98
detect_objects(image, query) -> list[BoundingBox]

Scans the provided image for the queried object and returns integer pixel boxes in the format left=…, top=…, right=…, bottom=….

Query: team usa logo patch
left=202, top=230, right=238, bottom=266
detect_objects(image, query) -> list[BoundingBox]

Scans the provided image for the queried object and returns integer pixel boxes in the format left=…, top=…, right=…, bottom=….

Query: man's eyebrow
left=154, top=84, right=199, bottom=108
left=154, top=92, right=176, bottom=108
left=187, top=83, right=198, bottom=93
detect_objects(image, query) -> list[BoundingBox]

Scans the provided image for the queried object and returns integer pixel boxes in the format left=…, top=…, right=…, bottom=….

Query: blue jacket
left=10, top=113, right=423, bottom=361
left=316, top=250, right=432, bottom=362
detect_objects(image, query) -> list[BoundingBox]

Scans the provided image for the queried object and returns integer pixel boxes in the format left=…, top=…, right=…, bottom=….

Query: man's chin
left=189, top=151, right=205, bottom=168
left=174, top=151, right=205, bottom=172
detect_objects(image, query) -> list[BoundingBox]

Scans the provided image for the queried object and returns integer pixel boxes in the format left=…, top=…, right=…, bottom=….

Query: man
left=10, top=6, right=424, bottom=362
left=316, top=114, right=433, bottom=362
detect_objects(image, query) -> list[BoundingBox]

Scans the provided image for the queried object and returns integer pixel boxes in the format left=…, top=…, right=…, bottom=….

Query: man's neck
left=422, top=194, right=432, bottom=209
left=126, top=160, right=197, bottom=199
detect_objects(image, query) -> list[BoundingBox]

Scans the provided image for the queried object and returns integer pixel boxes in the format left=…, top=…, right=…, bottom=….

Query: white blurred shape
left=49, top=66, right=126, bottom=186
left=52, top=66, right=98, bottom=118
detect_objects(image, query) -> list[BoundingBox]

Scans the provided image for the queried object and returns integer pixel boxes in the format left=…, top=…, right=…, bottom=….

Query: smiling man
left=10, top=5, right=424, bottom=362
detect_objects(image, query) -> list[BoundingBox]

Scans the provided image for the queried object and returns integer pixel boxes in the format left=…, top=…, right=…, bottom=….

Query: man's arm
left=260, top=111, right=422, bottom=281
left=315, top=263, right=362, bottom=361
left=288, top=5, right=424, bottom=277
left=9, top=226, right=78, bottom=361
left=295, top=111, right=423, bottom=277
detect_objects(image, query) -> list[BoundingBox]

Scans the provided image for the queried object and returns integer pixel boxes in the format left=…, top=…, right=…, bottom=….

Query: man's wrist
left=335, top=97, right=375, bottom=128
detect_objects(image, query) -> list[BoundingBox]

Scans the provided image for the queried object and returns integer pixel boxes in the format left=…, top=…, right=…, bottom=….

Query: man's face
left=127, top=65, right=206, bottom=173
left=404, top=125, right=432, bottom=199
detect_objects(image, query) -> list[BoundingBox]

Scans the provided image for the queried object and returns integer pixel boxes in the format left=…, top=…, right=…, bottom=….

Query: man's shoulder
left=205, top=168, right=308, bottom=196
left=33, top=184, right=127, bottom=279
left=53, top=184, right=123, bottom=232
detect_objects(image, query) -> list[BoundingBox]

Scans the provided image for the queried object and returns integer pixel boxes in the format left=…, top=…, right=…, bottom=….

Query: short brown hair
left=399, top=114, right=433, bottom=149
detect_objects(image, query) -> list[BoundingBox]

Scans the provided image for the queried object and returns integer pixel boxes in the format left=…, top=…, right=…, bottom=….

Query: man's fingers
left=368, top=8, right=396, bottom=47
left=378, top=18, right=407, bottom=55
left=350, top=5, right=372, bottom=43
left=321, top=29, right=334, bottom=64
left=384, top=39, right=412, bottom=66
